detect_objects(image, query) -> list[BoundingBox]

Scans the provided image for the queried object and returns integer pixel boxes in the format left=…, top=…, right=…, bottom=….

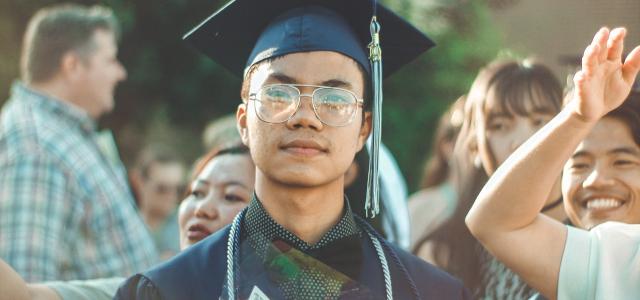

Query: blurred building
left=489, top=0, right=640, bottom=79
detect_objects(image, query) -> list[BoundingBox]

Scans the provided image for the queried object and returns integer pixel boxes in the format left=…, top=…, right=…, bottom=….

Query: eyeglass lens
left=255, top=85, right=358, bottom=126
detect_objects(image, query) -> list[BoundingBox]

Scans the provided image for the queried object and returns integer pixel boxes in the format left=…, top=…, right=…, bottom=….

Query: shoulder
left=116, top=226, right=230, bottom=300
left=0, top=110, right=70, bottom=168
left=1, top=97, right=85, bottom=163
left=588, top=221, right=640, bottom=241
left=388, top=242, right=469, bottom=299
left=564, top=222, right=640, bottom=261
left=558, top=223, right=640, bottom=300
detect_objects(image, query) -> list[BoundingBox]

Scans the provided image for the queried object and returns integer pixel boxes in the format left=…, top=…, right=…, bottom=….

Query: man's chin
left=269, top=171, right=336, bottom=188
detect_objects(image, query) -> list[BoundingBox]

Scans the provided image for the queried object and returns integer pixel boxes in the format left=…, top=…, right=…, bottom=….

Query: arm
left=0, top=259, right=30, bottom=300
left=0, top=152, right=73, bottom=282
left=0, top=259, right=60, bottom=300
left=465, top=27, right=640, bottom=298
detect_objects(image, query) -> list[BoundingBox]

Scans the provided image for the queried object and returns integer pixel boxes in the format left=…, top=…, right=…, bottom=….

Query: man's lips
left=280, top=139, right=327, bottom=155
left=186, top=224, right=213, bottom=241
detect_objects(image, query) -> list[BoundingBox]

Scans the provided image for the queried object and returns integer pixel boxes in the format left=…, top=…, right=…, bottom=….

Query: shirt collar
left=244, top=193, right=360, bottom=254
left=12, top=82, right=97, bottom=133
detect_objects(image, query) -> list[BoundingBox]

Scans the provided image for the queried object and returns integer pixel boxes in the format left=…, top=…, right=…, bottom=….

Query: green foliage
left=381, top=0, right=502, bottom=191
left=0, top=0, right=502, bottom=190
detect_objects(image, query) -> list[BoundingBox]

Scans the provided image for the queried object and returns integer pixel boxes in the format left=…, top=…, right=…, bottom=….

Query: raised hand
left=571, top=27, right=640, bottom=122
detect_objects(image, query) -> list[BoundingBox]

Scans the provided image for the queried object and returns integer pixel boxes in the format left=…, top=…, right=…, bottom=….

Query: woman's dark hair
left=182, top=143, right=250, bottom=199
left=419, top=95, right=466, bottom=189
left=414, top=59, right=563, bottom=295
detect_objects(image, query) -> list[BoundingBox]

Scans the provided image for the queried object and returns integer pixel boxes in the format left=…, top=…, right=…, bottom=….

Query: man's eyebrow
left=269, top=73, right=297, bottom=83
left=609, top=147, right=640, bottom=156
left=320, top=79, right=352, bottom=89
left=571, top=150, right=590, bottom=159
left=226, top=181, right=251, bottom=189
left=268, top=73, right=353, bottom=89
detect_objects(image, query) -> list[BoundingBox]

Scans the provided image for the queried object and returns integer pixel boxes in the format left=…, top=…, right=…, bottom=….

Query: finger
left=622, top=45, right=640, bottom=84
left=592, top=27, right=610, bottom=63
left=572, top=71, right=589, bottom=107
left=573, top=70, right=586, bottom=91
left=607, top=27, right=626, bottom=61
left=582, top=44, right=599, bottom=76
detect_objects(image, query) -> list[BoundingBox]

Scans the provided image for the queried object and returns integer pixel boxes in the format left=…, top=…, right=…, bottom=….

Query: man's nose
left=582, top=164, right=616, bottom=189
left=286, top=95, right=323, bottom=130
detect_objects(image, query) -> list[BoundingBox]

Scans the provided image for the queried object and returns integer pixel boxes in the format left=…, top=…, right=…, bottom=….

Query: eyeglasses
left=248, top=84, right=364, bottom=127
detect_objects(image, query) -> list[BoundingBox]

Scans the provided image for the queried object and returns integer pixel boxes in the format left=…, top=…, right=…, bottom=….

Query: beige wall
left=490, top=0, right=640, bottom=80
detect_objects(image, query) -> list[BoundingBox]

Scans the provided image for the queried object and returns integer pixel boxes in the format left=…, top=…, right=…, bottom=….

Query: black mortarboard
left=184, top=0, right=434, bottom=218
left=183, top=0, right=434, bottom=78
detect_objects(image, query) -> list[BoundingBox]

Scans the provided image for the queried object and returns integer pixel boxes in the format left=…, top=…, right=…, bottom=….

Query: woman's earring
left=474, top=156, right=482, bottom=169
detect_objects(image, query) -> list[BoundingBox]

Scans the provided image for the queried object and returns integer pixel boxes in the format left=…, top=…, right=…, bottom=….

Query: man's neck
left=29, top=81, right=70, bottom=103
left=254, top=172, right=346, bottom=245
left=28, top=81, right=94, bottom=119
left=142, top=210, right=168, bottom=230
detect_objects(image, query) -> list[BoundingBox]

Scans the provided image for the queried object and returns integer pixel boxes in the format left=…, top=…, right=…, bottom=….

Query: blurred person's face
left=140, top=161, right=185, bottom=220
left=562, top=117, right=640, bottom=229
left=71, top=29, right=127, bottom=118
left=178, top=154, right=255, bottom=249
left=237, top=51, right=371, bottom=188
left=475, top=89, right=555, bottom=175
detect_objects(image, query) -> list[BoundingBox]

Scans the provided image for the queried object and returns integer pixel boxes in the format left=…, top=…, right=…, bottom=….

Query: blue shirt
left=0, top=83, right=158, bottom=281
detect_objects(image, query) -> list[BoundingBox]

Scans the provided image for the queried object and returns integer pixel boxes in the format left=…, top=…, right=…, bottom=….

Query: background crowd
left=0, top=0, right=639, bottom=300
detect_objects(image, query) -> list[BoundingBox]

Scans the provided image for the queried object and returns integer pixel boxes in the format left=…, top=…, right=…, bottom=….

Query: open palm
left=573, top=27, right=640, bottom=122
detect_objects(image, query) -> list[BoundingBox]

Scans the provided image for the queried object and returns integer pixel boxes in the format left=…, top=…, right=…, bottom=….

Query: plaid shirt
left=0, top=83, right=158, bottom=281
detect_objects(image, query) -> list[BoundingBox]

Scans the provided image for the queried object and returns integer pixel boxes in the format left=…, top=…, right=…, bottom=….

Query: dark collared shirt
left=239, top=195, right=363, bottom=299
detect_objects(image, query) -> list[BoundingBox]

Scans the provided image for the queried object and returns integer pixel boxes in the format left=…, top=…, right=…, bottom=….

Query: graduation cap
left=184, top=0, right=434, bottom=218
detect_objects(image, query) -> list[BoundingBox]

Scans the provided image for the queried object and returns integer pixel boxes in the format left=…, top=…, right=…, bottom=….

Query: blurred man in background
left=0, top=4, right=157, bottom=281
left=130, top=144, right=186, bottom=259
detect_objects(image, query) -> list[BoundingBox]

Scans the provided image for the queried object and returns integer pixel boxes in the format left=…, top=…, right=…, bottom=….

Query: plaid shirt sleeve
left=0, top=151, right=75, bottom=282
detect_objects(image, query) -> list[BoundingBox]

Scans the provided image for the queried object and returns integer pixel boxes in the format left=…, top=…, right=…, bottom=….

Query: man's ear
left=356, top=111, right=372, bottom=151
left=236, top=102, right=250, bottom=146
left=59, top=52, right=81, bottom=81
left=129, top=170, right=145, bottom=197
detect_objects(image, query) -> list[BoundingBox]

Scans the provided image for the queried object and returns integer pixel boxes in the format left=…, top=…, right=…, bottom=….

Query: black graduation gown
left=115, top=223, right=469, bottom=300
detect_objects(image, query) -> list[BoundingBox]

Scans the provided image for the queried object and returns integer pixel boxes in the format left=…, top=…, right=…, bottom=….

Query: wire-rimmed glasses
left=248, top=84, right=364, bottom=127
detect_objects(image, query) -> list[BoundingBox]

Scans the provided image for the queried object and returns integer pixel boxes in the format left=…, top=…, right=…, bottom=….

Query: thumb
left=622, top=45, right=640, bottom=84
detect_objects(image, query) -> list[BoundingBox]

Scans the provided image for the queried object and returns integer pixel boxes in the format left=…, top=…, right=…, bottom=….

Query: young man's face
left=237, top=51, right=371, bottom=188
left=563, top=117, right=640, bottom=229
